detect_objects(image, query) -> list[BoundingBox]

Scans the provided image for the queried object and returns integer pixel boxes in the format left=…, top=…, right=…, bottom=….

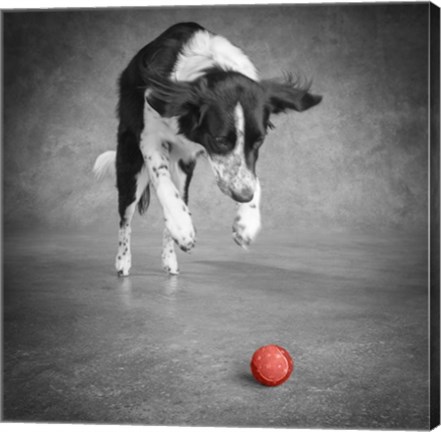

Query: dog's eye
left=266, top=120, right=275, bottom=130
left=214, top=136, right=229, bottom=147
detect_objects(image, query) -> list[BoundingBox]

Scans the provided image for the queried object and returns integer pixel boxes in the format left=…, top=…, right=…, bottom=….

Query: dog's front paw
left=162, top=246, right=179, bottom=275
left=115, top=251, right=131, bottom=277
left=164, top=204, right=196, bottom=252
left=232, top=206, right=261, bottom=249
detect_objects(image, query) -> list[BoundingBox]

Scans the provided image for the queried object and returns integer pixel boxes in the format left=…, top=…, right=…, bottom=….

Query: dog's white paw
left=162, top=240, right=180, bottom=275
left=164, top=204, right=196, bottom=252
left=162, top=256, right=179, bottom=275
left=115, top=250, right=131, bottom=277
left=232, top=205, right=261, bottom=249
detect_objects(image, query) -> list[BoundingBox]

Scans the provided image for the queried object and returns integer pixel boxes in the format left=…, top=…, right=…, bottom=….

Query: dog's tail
left=93, top=151, right=116, bottom=180
left=93, top=149, right=150, bottom=215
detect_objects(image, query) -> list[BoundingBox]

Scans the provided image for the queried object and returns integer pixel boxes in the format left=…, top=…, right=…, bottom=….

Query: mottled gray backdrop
left=3, top=4, right=429, bottom=234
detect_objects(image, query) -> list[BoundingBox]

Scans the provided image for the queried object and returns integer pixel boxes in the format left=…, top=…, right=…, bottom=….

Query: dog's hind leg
left=115, top=131, right=149, bottom=277
left=161, top=156, right=197, bottom=275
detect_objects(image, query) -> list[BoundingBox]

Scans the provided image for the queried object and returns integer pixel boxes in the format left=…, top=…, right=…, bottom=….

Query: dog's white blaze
left=172, top=30, right=259, bottom=82
left=208, top=103, right=256, bottom=198
left=235, top=101, right=245, bottom=149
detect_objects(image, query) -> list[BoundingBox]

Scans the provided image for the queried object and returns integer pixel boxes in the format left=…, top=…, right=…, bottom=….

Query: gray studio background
left=3, top=4, right=429, bottom=235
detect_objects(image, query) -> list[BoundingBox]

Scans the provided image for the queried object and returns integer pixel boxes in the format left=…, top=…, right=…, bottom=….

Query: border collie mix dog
left=94, top=22, right=322, bottom=276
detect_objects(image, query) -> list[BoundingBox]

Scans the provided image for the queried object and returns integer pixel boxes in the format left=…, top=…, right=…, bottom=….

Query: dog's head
left=148, top=70, right=322, bottom=202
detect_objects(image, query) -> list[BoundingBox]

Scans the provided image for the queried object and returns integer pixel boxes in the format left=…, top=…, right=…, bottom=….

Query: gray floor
left=3, top=227, right=429, bottom=428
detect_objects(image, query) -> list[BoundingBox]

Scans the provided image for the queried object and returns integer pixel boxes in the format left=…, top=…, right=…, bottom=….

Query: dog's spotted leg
left=116, top=203, right=136, bottom=277
left=141, top=136, right=196, bottom=253
left=233, top=178, right=262, bottom=249
left=161, top=228, right=179, bottom=275
left=161, top=158, right=197, bottom=275
left=115, top=165, right=149, bottom=277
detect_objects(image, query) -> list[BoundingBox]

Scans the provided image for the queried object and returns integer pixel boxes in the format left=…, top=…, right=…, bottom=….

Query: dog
left=93, top=22, right=322, bottom=276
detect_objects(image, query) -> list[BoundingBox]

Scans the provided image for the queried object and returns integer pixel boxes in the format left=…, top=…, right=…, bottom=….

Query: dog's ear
left=146, top=76, right=210, bottom=128
left=262, top=74, right=322, bottom=114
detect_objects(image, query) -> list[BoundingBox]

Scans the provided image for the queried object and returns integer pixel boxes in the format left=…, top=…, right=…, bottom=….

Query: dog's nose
left=231, top=188, right=254, bottom=203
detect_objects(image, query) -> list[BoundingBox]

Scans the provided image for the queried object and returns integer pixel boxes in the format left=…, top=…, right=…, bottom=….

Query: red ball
left=250, top=344, right=294, bottom=386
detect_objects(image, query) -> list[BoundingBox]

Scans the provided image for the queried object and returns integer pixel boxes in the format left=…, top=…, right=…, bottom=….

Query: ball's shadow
left=235, top=371, right=262, bottom=388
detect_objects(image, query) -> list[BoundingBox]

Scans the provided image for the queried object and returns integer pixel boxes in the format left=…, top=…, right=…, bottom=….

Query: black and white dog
left=94, top=22, right=322, bottom=276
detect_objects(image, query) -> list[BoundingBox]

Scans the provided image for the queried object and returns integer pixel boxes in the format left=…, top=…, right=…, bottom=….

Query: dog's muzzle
left=208, top=152, right=257, bottom=203
left=211, top=162, right=257, bottom=203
